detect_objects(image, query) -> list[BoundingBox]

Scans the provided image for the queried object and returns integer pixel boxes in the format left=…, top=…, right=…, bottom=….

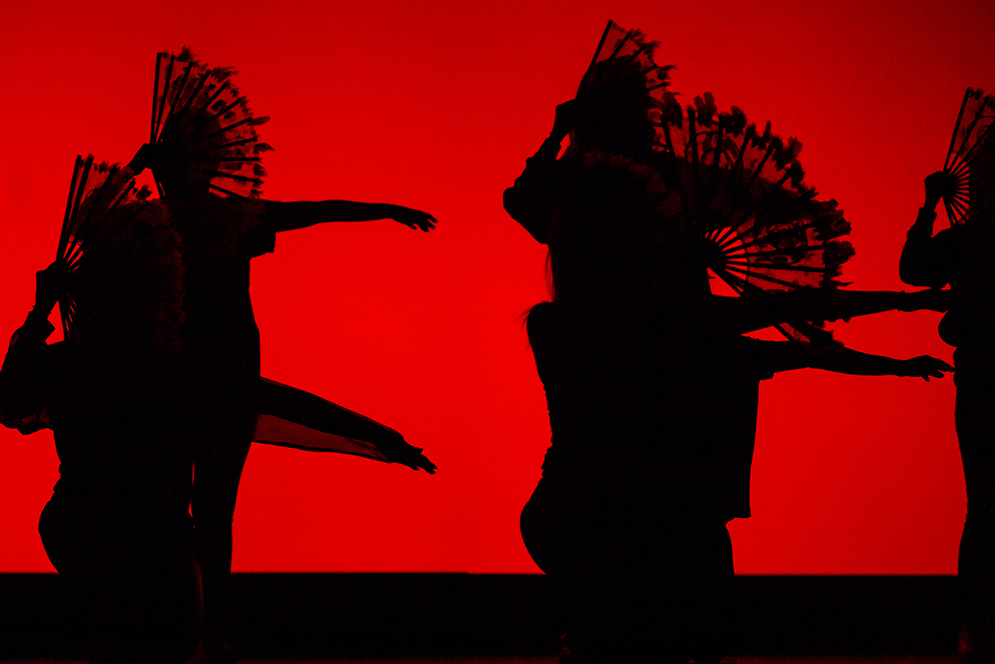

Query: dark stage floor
left=0, top=574, right=967, bottom=662
left=0, top=657, right=967, bottom=664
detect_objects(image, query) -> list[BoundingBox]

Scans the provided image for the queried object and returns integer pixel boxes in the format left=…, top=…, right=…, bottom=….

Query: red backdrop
left=1, top=0, right=992, bottom=574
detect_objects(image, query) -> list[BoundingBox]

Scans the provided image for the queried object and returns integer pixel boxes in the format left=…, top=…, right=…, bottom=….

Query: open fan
left=941, top=87, right=995, bottom=225
left=149, top=49, right=271, bottom=199
left=581, top=20, right=674, bottom=99
left=57, top=155, right=184, bottom=352
left=656, top=94, right=854, bottom=342
left=575, top=20, right=680, bottom=154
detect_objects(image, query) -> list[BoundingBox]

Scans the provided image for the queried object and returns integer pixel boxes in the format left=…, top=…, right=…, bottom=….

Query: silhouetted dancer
left=133, top=48, right=437, bottom=662
left=902, top=152, right=995, bottom=657
left=507, top=22, right=950, bottom=664
left=124, top=161, right=436, bottom=657
left=518, top=157, right=674, bottom=662
left=0, top=159, right=201, bottom=663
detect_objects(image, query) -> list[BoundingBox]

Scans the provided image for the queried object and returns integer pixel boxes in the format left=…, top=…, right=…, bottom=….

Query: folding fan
left=572, top=24, right=851, bottom=342
left=577, top=20, right=680, bottom=153
left=942, top=87, right=995, bottom=224
left=149, top=49, right=272, bottom=199
left=656, top=94, right=854, bottom=342
left=57, top=155, right=184, bottom=352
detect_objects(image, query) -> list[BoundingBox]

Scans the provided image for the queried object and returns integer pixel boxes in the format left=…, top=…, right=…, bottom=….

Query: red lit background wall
left=1, top=0, right=992, bottom=574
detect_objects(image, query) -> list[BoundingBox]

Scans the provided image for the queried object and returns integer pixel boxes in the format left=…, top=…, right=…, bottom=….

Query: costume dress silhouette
left=516, top=151, right=684, bottom=661
left=901, top=144, right=995, bottom=650
left=149, top=185, right=437, bottom=652
left=0, top=161, right=200, bottom=663
left=0, top=302, right=200, bottom=664
left=142, top=50, right=437, bottom=653
left=169, top=192, right=272, bottom=644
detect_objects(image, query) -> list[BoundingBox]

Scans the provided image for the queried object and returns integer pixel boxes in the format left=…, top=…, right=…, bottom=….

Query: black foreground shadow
left=0, top=573, right=961, bottom=660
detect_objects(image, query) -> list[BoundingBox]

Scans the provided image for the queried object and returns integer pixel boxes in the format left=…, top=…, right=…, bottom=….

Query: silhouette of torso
left=165, top=192, right=277, bottom=640
left=686, top=334, right=811, bottom=521
left=528, top=301, right=643, bottom=473
left=170, top=194, right=274, bottom=388
left=0, top=312, right=191, bottom=513
left=903, top=219, right=995, bottom=365
left=902, top=204, right=995, bottom=635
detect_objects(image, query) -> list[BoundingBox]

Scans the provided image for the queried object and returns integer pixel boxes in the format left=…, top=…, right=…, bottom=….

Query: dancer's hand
left=900, top=355, right=953, bottom=381
left=391, top=440, right=437, bottom=473
left=391, top=206, right=437, bottom=232
left=376, top=431, right=437, bottom=473
left=34, top=261, right=70, bottom=314
left=127, top=143, right=155, bottom=174
left=398, top=446, right=437, bottom=474
left=551, top=100, right=575, bottom=139
left=924, top=171, right=953, bottom=210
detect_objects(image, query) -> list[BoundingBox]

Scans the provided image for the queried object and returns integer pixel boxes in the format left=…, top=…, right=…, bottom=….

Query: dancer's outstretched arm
left=802, top=344, right=952, bottom=381
left=125, top=143, right=438, bottom=232
left=254, top=378, right=437, bottom=473
left=262, top=200, right=437, bottom=233
left=709, top=287, right=950, bottom=336
left=751, top=336, right=952, bottom=380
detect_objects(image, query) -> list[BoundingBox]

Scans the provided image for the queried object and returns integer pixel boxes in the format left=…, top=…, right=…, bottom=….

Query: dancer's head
left=548, top=153, right=712, bottom=320
left=147, top=48, right=269, bottom=202
left=149, top=111, right=225, bottom=201
left=548, top=160, right=656, bottom=311
left=571, top=58, right=657, bottom=160
left=68, top=200, right=184, bottom=356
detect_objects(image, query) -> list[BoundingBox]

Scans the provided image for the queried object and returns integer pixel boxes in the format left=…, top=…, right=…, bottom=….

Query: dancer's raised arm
left=503, top=100, right=575, bottom=244
left=0, top=262, right=68, bottom=432
left=900, top=171, right=956, bottom=288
